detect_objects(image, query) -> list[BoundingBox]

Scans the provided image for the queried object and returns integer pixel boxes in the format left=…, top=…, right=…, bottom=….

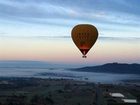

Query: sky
left=0, top=0, right=140, bottom=67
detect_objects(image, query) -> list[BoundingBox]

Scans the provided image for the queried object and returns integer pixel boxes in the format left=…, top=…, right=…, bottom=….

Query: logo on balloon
left=71, top=24, right=98, bottom=58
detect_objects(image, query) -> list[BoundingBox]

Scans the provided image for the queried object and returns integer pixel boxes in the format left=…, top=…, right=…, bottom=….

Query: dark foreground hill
left=72, top=63, right=140, bottom=74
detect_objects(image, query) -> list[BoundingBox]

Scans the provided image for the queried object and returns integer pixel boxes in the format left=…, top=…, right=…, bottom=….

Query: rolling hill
left=72, top=63, right=140, bottom=74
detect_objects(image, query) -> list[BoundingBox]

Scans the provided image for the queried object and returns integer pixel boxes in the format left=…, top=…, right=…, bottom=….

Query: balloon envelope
left=71, top=24, right=98, bottom=58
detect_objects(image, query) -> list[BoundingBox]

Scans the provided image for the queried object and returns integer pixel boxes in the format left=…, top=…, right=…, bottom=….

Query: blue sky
left=0, top=0, right=140, bottom=38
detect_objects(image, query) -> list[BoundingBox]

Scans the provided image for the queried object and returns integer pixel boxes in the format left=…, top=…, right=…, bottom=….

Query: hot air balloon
left=71, top=24, right=98, bottom=58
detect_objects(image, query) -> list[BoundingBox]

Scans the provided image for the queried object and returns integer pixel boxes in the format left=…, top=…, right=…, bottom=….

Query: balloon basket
left=82, top=55, right=87, bottom=58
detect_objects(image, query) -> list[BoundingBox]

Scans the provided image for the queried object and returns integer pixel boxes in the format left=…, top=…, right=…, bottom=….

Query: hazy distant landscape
left=0, top=61, right=140, bottom=105
left=0, top=61, right=140, bottom=83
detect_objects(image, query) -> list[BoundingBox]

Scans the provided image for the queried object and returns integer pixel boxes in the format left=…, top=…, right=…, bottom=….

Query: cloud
left=1, top=34, right=140, bottom=42
left=0, top=32, right=6, bottom=35
left=0, top=34, right=71, bottom=39
left=0, top=0, right=140, bottom=26
left=99, top=36, right=140, bottom=41
left=0, top=0, right=140, bottom=38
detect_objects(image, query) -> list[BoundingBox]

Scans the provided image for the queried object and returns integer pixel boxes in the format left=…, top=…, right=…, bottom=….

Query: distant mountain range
left=0, top=61, right=140, bottom=74
left=71, top=63, right=140, bottom=75
left=0, top=60, right=64, bottom=69
left=0, top=60, right=82, bottom=68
